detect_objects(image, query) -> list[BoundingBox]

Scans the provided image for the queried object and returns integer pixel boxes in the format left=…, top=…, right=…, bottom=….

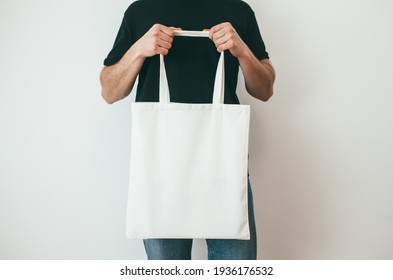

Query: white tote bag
left=126, top=30, right=250, bottom=239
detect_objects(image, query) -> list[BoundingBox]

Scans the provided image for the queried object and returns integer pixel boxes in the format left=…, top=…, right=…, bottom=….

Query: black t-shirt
left=104, top=0, right=269, bottom=104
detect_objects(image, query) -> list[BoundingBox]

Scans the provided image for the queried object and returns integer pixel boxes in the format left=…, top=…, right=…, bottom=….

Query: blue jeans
left=143, top=179, right=257, bottom=260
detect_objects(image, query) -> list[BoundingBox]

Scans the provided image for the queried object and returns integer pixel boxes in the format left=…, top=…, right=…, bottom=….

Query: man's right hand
left=134, top=24, right=181, bottom=58
left=100, top=24, right=181, bottom=104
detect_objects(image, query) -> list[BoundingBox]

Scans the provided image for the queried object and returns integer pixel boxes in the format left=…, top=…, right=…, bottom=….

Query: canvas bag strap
left=159, top=30, right=225, bottom=105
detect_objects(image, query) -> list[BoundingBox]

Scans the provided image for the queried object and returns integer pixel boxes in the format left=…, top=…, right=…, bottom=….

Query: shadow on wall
left=238, top=3, right=336, bottom=259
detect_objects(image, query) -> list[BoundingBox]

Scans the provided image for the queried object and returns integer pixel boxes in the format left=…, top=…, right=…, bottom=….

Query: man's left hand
left=206, top=22, right=248, bottom=58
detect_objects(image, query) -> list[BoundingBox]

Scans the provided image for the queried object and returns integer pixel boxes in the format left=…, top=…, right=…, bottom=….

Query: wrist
left=130, top=41, right=146, bottom=61
left=237, top=45, right=253, bottom=62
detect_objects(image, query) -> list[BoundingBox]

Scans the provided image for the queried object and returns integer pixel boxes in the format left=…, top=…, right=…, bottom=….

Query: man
left=100, top=0, right=275, bottom=260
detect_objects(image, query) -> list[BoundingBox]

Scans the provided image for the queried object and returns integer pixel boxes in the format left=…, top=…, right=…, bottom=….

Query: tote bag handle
left=159, top=30, right=225, bottom=105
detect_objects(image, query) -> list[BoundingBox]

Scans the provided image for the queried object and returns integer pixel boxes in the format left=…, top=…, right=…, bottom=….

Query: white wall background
left=1, top=0, right=392, bottom=260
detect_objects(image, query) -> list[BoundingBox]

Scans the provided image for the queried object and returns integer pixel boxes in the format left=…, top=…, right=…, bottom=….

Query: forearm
left=100, top=44, right=145, bottom=104
left=238, top=48, right=275, bottom=102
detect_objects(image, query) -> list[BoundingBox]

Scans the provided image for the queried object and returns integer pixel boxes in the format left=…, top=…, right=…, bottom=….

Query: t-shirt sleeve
left=103, top=16, right=133, bottom=66
left=245, top=11, right=269, bottom=61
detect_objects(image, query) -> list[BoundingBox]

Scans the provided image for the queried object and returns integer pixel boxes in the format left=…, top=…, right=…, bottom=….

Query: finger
left=159, top=47, right=169, bottom=56
left=208, top=22, right=231, bottom=38
left=160, top=25, right=178, bottom=38
left=154, top=46, right=169, bottom=56
left=209, top=22, right=228, bottom=34
left=217, top=41, right=234, bottom=53
left=168, top=27, right=182, bottom=37
left=160, top=27, right=182, bottom=45
left=156, top=32, right=174, bottom=49
left=158, top=38, right=172, bottom=50
left=211, top=28, right=227, bottom=42
left=150, top=24, right=175, bottom=43
left=160, top=28, right=181, bottom=46
left=159, top=32, right=173, bottom=45
left=213, top=34, right=230, bottom=49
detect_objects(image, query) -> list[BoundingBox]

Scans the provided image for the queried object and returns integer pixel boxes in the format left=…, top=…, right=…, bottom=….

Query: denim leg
left=206, top=179, right=257, bottom=260
left=143, top=239, right=193, bottom=260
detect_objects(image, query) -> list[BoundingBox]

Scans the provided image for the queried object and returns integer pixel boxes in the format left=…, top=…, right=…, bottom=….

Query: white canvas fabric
left=126, top=30, right=250, bottom=239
